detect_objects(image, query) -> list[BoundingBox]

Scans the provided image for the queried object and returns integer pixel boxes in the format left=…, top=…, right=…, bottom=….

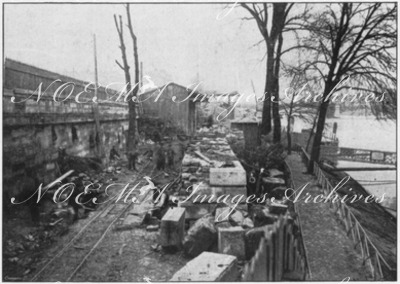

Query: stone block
left=218, top=226, right=245, bottom=260
left=183, top=214, right=217, bottom=257
left=170, top=252, right=239, bottom=282
left=159, top=207, right=186, bottom=247
left=178, top=200, right=217, bottom=220
left=210, top=161, right=246, bottom=186
left=189, top=183, right=247, bottom=204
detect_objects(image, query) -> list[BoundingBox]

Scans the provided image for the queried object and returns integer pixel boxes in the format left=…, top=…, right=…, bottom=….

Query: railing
left=242, top=216, right=308, bottom=281
left=338, top=147, right=396, bottom=165
left=304, top=148, right=395, bottom=280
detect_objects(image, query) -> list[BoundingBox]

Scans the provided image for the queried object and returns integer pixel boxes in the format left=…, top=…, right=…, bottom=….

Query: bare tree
left=114, top=4, right=140, bottom=170
left=297, top=3, right=397, bottom=172
left=241, top=3, right=310, bottom=143
left=280, top=70, right=320, bottom=154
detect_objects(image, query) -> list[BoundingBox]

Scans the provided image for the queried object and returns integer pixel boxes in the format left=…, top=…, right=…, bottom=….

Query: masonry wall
left=3, top=59, right=130, bottom=191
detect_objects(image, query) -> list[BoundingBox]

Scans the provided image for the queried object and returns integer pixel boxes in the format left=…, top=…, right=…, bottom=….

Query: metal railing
left=298, top=146, right=395, bottom=280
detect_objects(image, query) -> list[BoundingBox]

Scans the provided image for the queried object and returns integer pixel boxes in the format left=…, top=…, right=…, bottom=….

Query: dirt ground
left=3, top=140, right=191, bottom=282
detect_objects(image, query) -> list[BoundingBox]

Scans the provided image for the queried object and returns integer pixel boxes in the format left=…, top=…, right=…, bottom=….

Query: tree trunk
left=307, top=91, right=330, bottom=172
left=272, top=79, right=281, bottom=143
left=260, top=53, right=272, bottom=136
left=306, top=108, right=319, bottom=152
left=127, top=4, right=140, bottom=147
left=287, top=117, right=292, bottom=154
left=272, top=29, right=284, bottom=144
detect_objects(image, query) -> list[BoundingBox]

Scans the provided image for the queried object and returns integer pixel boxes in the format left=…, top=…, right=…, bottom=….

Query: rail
left=298, top=146, right=395, bottom=280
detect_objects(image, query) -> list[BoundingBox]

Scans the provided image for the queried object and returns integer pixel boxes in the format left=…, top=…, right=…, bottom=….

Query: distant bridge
left=338, top=147, right=396, bottom=165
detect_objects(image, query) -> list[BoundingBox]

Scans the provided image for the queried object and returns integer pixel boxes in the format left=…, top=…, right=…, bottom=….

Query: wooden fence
left=242, top=216, right=308, bottom=281
left=298, top=147, right=395, bottom=280
left=242, top=160, right=311, bottom=281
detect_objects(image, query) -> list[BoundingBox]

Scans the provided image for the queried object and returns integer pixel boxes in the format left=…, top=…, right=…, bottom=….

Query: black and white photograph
left=2, top=1, right=397, bottom=282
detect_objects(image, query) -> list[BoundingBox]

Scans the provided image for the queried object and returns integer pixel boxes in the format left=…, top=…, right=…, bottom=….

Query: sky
left=4, top=3, right=281, bottom=97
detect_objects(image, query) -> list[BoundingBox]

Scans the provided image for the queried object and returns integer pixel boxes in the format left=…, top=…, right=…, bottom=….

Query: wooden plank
left=253, top=238, right=267, bottom=280
left=290, top=241, right=295, bottom=272
left=265, top=234, right=274, bottom=281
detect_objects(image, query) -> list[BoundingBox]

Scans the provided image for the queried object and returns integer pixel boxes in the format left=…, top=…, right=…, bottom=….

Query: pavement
left=286, top=153, right=370, bottom=281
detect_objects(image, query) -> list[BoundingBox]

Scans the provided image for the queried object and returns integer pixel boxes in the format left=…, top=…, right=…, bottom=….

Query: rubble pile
left=160, top=132, right=299, bottom=281
left=171, top=136, right=248, bottom=221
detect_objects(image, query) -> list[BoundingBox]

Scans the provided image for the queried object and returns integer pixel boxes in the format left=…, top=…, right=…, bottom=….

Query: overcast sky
left=4, top=3, right=286, bottom=97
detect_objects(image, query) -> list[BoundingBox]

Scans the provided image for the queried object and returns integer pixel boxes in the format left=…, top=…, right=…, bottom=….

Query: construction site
left=3, top=2, right=397, bottom=282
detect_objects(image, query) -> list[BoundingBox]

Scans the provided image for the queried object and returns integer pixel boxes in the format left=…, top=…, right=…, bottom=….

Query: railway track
left=30, top=161, right=157, bottom=282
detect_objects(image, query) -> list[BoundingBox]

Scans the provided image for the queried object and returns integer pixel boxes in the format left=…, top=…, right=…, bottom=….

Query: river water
left=293, top=115, right=397, bottom=214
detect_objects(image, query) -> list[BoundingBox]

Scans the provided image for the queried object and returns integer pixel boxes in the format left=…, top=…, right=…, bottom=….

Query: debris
left=183, top=214, right=217, bottom=257
left=269, top=186, right=287, bottom=200
left=106, top=166, right=115, bottom=173
left=188, top=175, right=198, bottom=183
left=181, top=173, right=190, bottom=180
left=151, top=244, right=162, bottom=252
left=73, top=246, right=86, bottom=250
left=193, top=150, right=212, bottom=164
left=49, top=218, right=63, bottom=226
left=229, top=210, right=244, bottom=226
left=146, top=224, right=159, bottom=232
left=253, top=208, right=279, bottom=226
left=242, top=217, right=254, bottom=229
left=215, top=207, right=230, bottom=223
left=115, top=215, right=143, bottom=231
left=119, top=244, right=127, bottom=256
left=267, top=168, right=284, bottom=177
left=261, top=177, right=285, bottom=191
left=268, top=203, right=288, bottom=215
left=154, top=193, right=168, bottom=209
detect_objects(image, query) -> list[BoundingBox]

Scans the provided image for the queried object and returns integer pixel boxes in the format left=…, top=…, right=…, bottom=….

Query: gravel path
left=286, top=153, right=370, bottom=281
